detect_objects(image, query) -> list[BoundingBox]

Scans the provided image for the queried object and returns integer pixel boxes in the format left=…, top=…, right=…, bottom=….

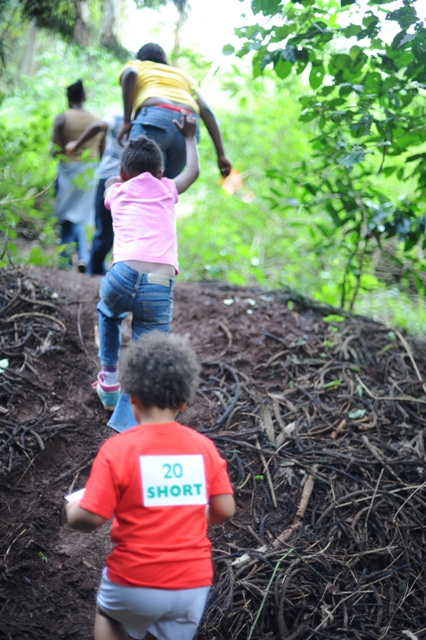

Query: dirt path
left=1, top=267, right=426, bottom=640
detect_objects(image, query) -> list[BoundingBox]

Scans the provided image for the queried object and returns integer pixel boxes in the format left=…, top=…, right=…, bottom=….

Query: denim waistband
left=109, top=262, right=174, bottom=287
left=136, top=106, right=199, bottom=121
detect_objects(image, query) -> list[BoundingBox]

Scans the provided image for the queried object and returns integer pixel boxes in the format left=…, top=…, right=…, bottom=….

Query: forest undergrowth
left=1, top=265, right=426, bottom=639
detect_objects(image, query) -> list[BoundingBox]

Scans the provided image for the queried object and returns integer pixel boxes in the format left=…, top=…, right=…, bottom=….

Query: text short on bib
left=140, top=455, right=207, bottom=506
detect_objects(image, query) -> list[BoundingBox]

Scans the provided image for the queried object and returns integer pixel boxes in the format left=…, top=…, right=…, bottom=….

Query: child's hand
left=105, top=175, right=122, bottom=189
left=65, top=141, right=77, bottom=155
left=173, top=114, right=197, bottom=138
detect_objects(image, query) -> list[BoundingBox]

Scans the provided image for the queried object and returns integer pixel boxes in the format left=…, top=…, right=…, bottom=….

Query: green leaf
left=344, top=24, right=362, bottom=37
left=27, top=246, right=49, bottom=266
left=274, top=58, right=293, bottom=79
left=323, top=314, right=345, bottom=323
left=391, top=30, right=416, bottom=50
left=252, top=0, right=281, bottom=16
left=330, top=53, right=352, bottom=71
left=222, top=44, right=235, bottom=56
left=388, top=5, right=417, bottom=30
left=309, top=61, right=325, bottom=90
left=252, top=52, right=264, bottom=78
left=340, top=148, right=365, bottom=168
left=348, top=409, right=366, bottom=419
left=382, top=166, right=396, bottom=177
left=412, top=270, right=423, bottom=294
left=323, top=379, right=343, bottom=389
left=271, top=25, right=290, bottom=41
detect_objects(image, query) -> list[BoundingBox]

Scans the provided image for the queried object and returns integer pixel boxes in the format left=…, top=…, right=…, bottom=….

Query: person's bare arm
left=99, top=133, right=106, bottom=159
left=172, top=115, right=200, bottom=194
left=51, top=113, right=66, bottom=157
left=65, top=119, right=108, bottom=156
left=66, top=501, right=108, bottom=533
left=207, top=494, right=235, bottom=525
left=118, top=67, right=138, bottom=146
left=195, top=91, right=232, bottom=178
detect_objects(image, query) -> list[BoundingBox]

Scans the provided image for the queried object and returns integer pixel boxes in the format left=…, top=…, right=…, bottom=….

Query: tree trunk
left=21, top=19, right=38, bottom=75
left=99, top=0, right=127, bottom=57
left=100, top=0, right=118, bottom=45
left=171, top=5, right=186, bottom=66
left=74, top=1, right=90, bottom=47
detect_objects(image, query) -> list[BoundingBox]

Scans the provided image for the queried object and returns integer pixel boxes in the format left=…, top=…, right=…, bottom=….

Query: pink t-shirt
left=104, top=172, right=179, bottom=274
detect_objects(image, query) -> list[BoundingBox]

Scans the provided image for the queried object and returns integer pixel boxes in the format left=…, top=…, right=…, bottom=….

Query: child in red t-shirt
left=65, top=331, right=235, bottom=640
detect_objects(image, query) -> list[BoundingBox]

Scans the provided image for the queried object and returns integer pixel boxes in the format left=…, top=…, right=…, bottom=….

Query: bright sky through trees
left=121, top=0, right=252, bottom=62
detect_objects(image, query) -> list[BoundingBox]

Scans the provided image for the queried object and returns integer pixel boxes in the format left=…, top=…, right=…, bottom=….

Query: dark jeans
left=130, top=106, right=200, bottom=179
left=87, top=178, right=114, bottom=275
left=59, top=220, right=89, bottom=270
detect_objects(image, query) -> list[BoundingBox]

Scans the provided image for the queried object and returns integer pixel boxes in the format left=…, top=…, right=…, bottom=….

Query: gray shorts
left=96, top=568, right=210, bottom=640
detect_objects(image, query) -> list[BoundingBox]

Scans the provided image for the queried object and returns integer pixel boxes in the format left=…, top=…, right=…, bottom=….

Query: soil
left=1, top=266, right=426, bottom=640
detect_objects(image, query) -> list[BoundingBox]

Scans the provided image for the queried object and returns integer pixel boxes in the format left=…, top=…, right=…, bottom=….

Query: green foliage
left=228, top=0, right=426, bottom=309
left=0, top=42, right=122, bottom=266
left=178, top=73, right=322, bottom=287
left=20, top=0, right=77, bottom=38
left=0, top=99, right=57, bottom=265
left=1, top=0, right=89, bottom=42
left=1, top=12, right=426, bottom=335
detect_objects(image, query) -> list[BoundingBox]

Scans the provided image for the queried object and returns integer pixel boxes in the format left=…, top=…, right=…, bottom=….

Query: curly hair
left=136, top=43, right=168, bottom=65
left=120, top=135, right=164, bottom=178
left=121, top=331, right=201, bottom=410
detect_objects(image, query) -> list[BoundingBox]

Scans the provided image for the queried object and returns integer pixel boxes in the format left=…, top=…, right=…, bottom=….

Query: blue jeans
left=130, top=107, right=200, bottom=179
left=87, top=179, right=114, bottom=275
left=59, top=220, right=89, bottom=270
left=97, top=262, right=174, bottom=432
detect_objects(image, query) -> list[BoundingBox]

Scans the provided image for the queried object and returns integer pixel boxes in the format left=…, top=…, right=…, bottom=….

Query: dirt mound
left=1, top=266, right=425, bottom=640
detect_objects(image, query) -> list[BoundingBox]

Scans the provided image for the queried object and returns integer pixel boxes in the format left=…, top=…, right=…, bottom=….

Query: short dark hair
left=67, top=79, right=85, bottom=103
left=120, top=135, right=164, bottom=177
left=136, top=43, right=168, bottom=65
left=121, top=331, right=201, bottom=410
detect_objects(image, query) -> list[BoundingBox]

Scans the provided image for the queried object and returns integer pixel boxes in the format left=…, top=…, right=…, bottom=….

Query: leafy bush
left=226, top=0, right=426, bottom=310
left=0, top=42, right=122, bottom=266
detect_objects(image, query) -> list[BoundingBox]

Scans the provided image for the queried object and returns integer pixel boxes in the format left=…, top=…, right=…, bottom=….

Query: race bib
left=140, top=455, right=207, bottom=507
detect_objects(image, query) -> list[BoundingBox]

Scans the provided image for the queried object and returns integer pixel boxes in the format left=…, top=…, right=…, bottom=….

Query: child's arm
left=66, top=501, right=107, bottom=533
left=206, top=494, right=235, bottom=525
left=105, top=175, right=122, bottom=190
left=172, top=114, right=200, bottom=195
left=65, top=119, right=108, bottom=156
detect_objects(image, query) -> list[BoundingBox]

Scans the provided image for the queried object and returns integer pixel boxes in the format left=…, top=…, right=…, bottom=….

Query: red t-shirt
left=79, top=421, right=233, bottom=589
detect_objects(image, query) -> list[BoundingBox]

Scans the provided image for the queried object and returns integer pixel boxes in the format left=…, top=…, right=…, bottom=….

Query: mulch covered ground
left=1, top=265, right=426, bottom=640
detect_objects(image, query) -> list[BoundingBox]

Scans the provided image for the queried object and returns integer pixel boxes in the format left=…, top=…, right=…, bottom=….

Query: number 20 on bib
left=140, top=455, right=207, bottom=507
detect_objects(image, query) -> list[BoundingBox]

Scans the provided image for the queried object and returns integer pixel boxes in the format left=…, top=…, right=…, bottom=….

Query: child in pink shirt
left=93, top=116, right=199, bottom=432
